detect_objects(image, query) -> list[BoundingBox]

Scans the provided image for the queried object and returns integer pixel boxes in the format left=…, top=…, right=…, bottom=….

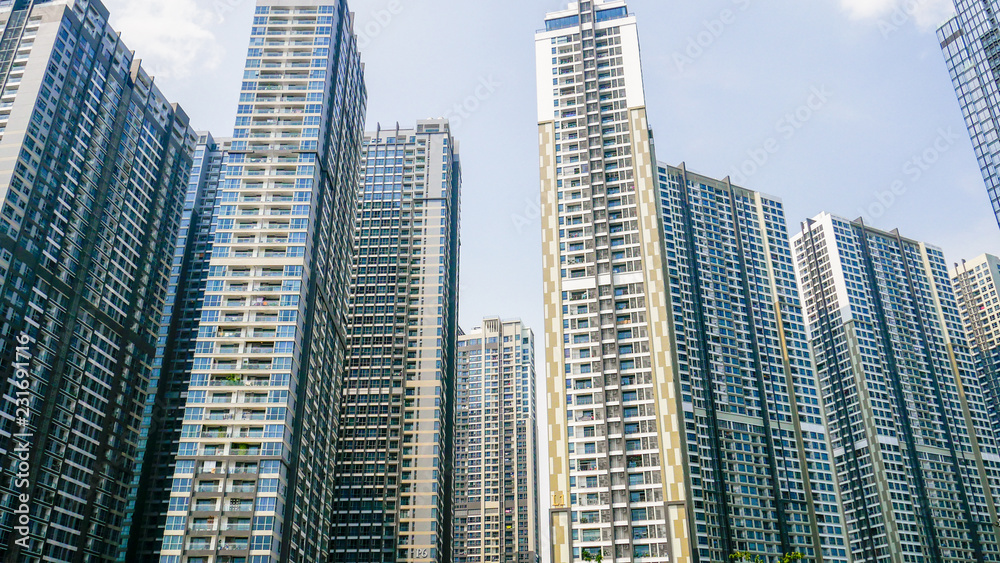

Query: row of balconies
left=195, top=411, right=270, bottom=421
left=196, top=394, right=271, bottom=405
left=191, top=427, right=272, bottom=439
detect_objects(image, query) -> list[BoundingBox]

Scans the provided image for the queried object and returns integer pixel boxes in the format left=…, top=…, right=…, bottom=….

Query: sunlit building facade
left=952, top=253, right=1000, bottom=434
left=331, top=119, right=461, bottom=563
left=157, top=2, right=366, bottom=562
left=453, top=318, right=539, bottom=563
left=793, top=214, right=1000, bottom=563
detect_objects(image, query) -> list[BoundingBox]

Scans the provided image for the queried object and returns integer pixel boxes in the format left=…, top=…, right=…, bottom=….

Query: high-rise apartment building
left=158, top=2, right=366, bottom=562
left=537, top=3, right=678, bottom=561
left=453, top=318, right=539, bottom=563
left=0, top=0, right=196, bottom=561
left=330, top=120, right=461, bottom=563
left=658, top=166, right=850, bottom=563
left=793, top=214, right=1000, bottom=563
left=538, top=3, right=851, bottom=561
left=952, top=254, right=1000, bottom=434
left=939, top=3, right=1000, bottom=229
left=122, top=133, right=230, bottom=561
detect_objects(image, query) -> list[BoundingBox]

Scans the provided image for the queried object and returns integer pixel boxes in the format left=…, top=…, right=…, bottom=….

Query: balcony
left=225, top=501, right=254, bottom=512
left=187, top=541, right=214, bottom=551
left=229, top=443, right=261, bottom=456
left=219, top=542, right=250, bottom=551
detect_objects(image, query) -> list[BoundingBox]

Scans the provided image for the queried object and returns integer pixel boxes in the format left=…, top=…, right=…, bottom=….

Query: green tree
left=729, top=552, right=803, bottom=563
left=729, top=552, right=764, bottom=563
left=581, top=549, right=603, bottom=563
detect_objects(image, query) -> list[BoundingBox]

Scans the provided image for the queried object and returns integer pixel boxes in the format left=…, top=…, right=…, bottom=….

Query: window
left=161, top=536, right=183, bottom=551
left=254, top=516, right=275, bottom=531
left=630, top=508, right=647, bottom=521
left=165, top=516, right=185, bottom=531
left=251, top=535, right=273, bottom=551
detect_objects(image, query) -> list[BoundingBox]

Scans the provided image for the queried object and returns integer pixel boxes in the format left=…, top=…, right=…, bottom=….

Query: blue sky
left=105, top=0, right=997, bottom=338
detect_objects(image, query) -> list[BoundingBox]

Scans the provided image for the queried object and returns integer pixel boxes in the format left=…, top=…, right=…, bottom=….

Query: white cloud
left=103, top=0, right=227, bottom=80
left=839, top=0, right=955, bottom=31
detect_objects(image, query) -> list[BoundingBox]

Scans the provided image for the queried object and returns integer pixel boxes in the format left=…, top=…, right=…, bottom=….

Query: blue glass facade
left=659, top=166, right=850, bottom=563
left=157, top=2, right=366, bottom=562
left=794, top=215, right=1000, bottom=563
left=121, top=134, right=230, bottom=561
left=0, top=1, right=196, bottom=561
left=939, top=2, right=1000, bottom=228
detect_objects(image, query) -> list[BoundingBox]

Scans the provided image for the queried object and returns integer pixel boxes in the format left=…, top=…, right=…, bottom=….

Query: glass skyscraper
left=453, top=318, right=539, bottom=563
left=331, top=119, right=461, bottom=563
left=122, top=133, right=230, bottom=561
left=939, top=1, right=1000, bottom=228
left=0, top=1, right=196, bottom=561
left=157, top=2, right=366, bottom=562
left=793, top=214, right=1000, bottom=563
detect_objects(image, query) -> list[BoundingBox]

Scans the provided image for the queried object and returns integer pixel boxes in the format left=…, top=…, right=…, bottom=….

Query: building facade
left=0, top=0, right=196, bottom=561
left=330, top=120, right=461, bottom=563
left=793, top=214, right=1000, bottom=563
left=122, top=133, right=230, bottom=561
left=938, top=3, right=1000, bottom=229
left=157, top=2, right=366, bottom=562
left=658, top=166, right=850, bottom=563
left=952, top=254, right=1000, bottom=448
left=537, top=4, right=681, bottom=562
left=453, top=318, right=539, bottom=563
